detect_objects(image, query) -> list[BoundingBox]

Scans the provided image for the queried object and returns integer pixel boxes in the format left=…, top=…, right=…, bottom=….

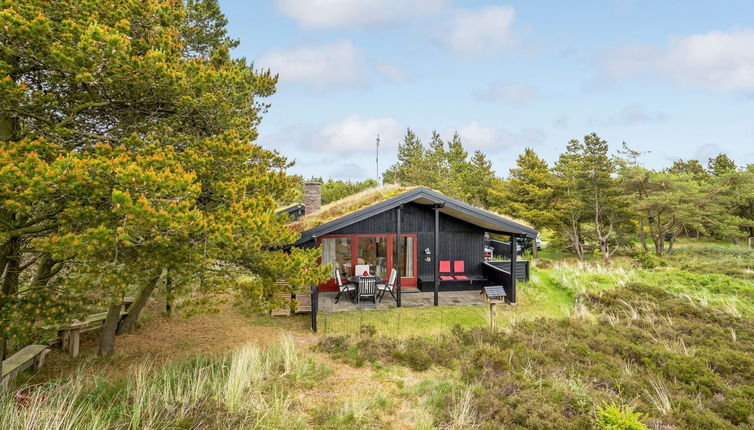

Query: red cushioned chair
left=453, top=260, right=468, bottom=280
left=439, top=260, right=454, bottom=281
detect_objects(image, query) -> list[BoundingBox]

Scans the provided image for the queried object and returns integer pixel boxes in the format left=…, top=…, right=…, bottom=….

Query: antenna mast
left=376, top=134, right=380, bottom=184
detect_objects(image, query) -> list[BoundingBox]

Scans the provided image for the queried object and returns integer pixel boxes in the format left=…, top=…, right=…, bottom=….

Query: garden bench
left=57, top=310, right=128, bottom=358
left=1, top=344, right=49, bottom=391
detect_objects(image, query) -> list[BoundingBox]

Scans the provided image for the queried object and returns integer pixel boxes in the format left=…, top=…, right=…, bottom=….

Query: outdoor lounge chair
left=358, top=276, right=378, bottom=304
left=453, top=260, right=468, bottom=280
left=334, top=269, right=355, bottom=304
left=377, top=268, right=397, bottom=302
left=439, top=260, right=454, bottom=281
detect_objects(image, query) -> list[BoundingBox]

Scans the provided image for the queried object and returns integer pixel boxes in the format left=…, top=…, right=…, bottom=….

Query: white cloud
left=445, top=6, right=516, bottom=57
left=473, top=82, right=541, bottom=106
left=317, top=115, right=404, bottom=152
left=275, top=0, right=449, bottom=28
left=597, top=28, right=754, bottom=93
left=377, top=63, right=411, bottom=82
left=663, top=29, right=754, bottom=92
left=597, top=44, right=659, bottom=79
left=257, top=41, right=362, bottom=89
left=451, top=121, right=545, bottom=151
left=595, top=105, right=668, bottom=126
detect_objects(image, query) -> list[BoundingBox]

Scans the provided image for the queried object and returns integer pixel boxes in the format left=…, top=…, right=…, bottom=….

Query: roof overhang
left=292, top=187, right=538, bottom=246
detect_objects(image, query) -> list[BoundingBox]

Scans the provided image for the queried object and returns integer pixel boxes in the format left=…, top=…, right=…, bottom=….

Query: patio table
left=347, top=275, right=382, bottom=304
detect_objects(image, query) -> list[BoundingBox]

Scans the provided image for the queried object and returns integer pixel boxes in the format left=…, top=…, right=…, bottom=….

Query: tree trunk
left=667, top=234, right=675, bottom=255
left=30, top=254, right=56, bottom=288
left=639, top=218, right=647, bottom=251
left=0, top=337, right=5, bottom=379
left=1, top=237, right=21, bottom=296
left=165, top=274, right=173, bottom=316
left=98, top=303, right=122, bottom=357
left=118, top=275, right=161, bottom=334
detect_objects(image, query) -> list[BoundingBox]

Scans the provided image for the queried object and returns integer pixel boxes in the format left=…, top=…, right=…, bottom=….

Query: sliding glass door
left=357, top=237, right=388, bottom=278
left=319, top=234, right=416, bottom=286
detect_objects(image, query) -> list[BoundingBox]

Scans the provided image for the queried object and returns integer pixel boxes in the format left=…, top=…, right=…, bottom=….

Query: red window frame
left=317, top=233, right=418, bottom=289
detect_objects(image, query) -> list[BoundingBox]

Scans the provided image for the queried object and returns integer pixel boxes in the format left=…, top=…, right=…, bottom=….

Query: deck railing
left=481, top=261, right=513, bottom=302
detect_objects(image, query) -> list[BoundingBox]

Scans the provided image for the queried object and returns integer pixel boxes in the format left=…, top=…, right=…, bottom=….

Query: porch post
left=434, top=204, right=440, bottom=306
left=396, top=204, right=402, bottom=307
left=510, top=233, right=517, bottom=304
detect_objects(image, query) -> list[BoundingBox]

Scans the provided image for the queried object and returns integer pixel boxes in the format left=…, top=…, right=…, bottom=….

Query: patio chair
left=334, top=269, right=355, bottom=304
left=358, top=276, right=378, bottom=304
left=377, top=268, right=397, bottom=302
left=355, top=264, right=371, bottom=276
left=439, top=260, right=454, bottom=281
left=453, top=260, right=468, bottom=280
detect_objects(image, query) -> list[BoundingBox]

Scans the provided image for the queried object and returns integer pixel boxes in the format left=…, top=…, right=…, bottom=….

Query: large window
left=320, top=237, right=352, bottom=277
left=320, top=234, right=416, bottom=283
left=357, top=237, right=388, bottom=278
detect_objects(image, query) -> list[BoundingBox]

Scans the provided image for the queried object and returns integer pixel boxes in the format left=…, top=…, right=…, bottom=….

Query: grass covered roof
left=289, top=185, right=533, bottom=234
left=289, top=185, right=415, bottom=233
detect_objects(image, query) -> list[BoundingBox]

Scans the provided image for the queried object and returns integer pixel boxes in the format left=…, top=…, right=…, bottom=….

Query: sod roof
left=290, top=186, right=537, bottom=246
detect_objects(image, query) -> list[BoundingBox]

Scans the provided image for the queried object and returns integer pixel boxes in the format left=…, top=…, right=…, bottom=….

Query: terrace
left=316, top=289, right=486, bottom=313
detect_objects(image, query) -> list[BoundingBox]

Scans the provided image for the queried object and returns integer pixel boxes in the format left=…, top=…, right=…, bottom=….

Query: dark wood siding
left=303, top=203, right=486, bottom=279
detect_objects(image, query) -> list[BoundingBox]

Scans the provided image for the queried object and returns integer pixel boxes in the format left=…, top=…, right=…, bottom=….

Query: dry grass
left=27, top=301, right=313, bottom=383
left=290, top=185, right=414, bottom=232
left=289, top=184, right=533, bottom=233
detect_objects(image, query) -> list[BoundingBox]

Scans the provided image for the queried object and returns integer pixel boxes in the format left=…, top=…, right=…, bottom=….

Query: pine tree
left=0, top=0, right=327, bottom=358
left=383, top=129, right=428, bottom=186
left=490, top=148, right=557, bottom=230
left=707, top=153, right=737, bottom=176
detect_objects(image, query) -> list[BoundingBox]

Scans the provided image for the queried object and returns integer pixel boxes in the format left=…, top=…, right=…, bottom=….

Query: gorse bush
left=0, top=337, right=330, bottom=430
left=596, top=403, right=649, bottom=430
left=318, top=284, right=754, bottom=429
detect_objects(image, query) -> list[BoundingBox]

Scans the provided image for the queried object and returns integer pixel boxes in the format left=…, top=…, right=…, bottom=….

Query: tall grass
left=0, top=336, right=329, bottom=430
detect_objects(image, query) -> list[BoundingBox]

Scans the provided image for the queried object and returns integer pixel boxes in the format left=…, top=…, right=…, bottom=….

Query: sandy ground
left=27, top=302, right=316, bottom=382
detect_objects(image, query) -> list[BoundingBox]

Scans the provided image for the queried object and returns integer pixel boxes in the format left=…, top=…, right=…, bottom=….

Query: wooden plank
left=294, top=293, right=312, bottom=313
left=1, top=345, right=48, bottom=380
left=2, top=345, right=47, bottom=377
left=271, top=289, right=291, bottom=316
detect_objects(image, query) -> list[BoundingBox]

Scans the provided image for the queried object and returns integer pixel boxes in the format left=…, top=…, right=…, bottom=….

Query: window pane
left=333, top=237, right=352, bottom=277
left=401, top=237, right=414, bottom=277
left=357, top=237, right=388, bottom=278
left=321, top=238, right=336, bottom=278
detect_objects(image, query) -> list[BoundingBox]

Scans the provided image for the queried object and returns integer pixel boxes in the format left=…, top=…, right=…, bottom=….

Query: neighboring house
left=288, top=183, right=537, bottom=303
left=276, top=203, right=306, bottom=222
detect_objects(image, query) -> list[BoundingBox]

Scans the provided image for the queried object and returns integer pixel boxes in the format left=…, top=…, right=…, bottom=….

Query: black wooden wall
left=298, top=202, right=486, bottom=278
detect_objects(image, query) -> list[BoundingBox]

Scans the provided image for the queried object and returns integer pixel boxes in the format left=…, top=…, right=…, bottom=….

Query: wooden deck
left=317, top=289, right=486, bottom=313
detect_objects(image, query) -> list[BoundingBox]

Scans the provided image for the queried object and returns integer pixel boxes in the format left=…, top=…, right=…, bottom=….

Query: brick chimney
left=303, top=181, right=321, bottom=215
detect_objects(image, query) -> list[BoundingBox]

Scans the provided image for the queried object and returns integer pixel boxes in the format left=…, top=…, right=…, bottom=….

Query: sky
left=219, top=0, right=754, bottom=181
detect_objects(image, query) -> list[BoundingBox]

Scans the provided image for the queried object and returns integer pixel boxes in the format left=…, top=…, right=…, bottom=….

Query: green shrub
left=634, top=251, right=660, bottom=269
left=596, top=403, right=649, bottom=430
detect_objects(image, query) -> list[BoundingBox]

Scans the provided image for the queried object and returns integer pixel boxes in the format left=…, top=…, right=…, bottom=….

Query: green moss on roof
left=290, top=185, right=416, bottom=232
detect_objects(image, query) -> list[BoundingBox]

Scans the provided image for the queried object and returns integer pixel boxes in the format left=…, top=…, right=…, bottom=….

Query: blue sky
left=219, top=0, right=754, bottom=181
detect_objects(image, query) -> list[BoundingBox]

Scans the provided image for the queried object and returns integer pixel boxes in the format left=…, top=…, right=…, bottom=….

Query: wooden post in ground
left=68, top=328, right=81, bottom=358
left=395, top=204, right=402, bottom=308
left=489, top=302, right=497, bottom=332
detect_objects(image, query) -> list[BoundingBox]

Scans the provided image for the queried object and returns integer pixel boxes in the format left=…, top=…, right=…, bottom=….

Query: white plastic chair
left=334, top=269, right=355, bottom=304
left=377, top=268, right=397, bottom=303
left=358, top=276, right=378, bottom=304
left=354, top=264, right=371, bottom=276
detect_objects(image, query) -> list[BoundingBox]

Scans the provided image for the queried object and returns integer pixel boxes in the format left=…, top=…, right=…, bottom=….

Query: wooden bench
left=294, top=292, right=312, bottom=313
left=1, top=345, right=49, bottom=391
left=57, top=310, right=128, bottom=358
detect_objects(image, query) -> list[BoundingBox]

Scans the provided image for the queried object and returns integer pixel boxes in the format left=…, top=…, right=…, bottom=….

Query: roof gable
left=292, top=187, right=537, bottom=246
